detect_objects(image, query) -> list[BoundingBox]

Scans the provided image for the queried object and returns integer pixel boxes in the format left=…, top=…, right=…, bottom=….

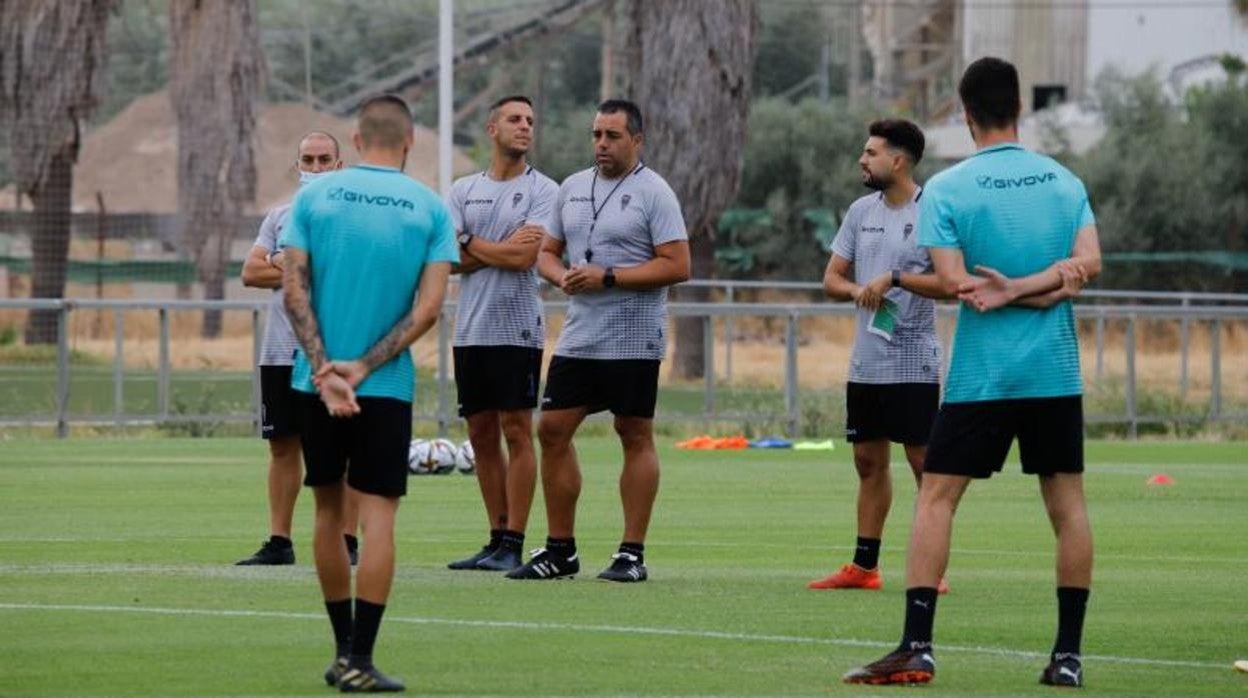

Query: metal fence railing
left=1, top=297, right=1245, bottom=439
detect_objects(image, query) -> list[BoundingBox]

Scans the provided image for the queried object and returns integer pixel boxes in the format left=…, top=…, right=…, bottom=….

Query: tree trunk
left=168, top=0, right=263, bottom=338
left=24, top=149, right=74, bottom=344
left=0, top=0, right=118, bottom=344
left=623, top=1, right=758, bottom=379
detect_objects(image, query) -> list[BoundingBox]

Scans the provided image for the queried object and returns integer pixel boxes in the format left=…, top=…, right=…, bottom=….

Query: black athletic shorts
left=298, top=392, right=412, bottom=497
left=923, top=396, right=1084, bottom=479
left=260, top=365, right=300, bottom=440
left=540, top=356, right=661, bottom=418
left=845, top=382, right=940, bottom=445
left=453, top=345, right=543, bottom=417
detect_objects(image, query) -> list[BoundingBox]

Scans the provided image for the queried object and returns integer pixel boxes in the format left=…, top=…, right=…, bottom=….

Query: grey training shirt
left=829, top=189, right=941, bottom=384
left=446, top=167, right=558, bottom=349
left=548, top=165, right=688, bottom=361
left=252, top=204, right=299, bottom=367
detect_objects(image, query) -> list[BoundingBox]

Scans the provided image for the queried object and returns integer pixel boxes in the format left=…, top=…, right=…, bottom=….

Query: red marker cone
left=1146, top=474, right=1175, bottom=486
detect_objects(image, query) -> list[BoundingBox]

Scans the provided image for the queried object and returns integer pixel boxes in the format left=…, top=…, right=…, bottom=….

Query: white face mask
left=299, top=170, right=333, bottom=186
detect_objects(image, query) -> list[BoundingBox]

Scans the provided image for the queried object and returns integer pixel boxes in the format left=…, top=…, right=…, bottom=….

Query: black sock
left=619, top=541, right=645, bottom=563
left=349, top=599, right=387, bottom=668
left=488, top=528, right=504, bottom=551
left=500, top=530, right=525, bottom=552
left=1052, top=587, right=1090, bottom=660
left=899, top=587, right=939, bottom=652
left=546, top=537, right=576, bottom=558
left=269, top=535, right=293, bottom=548
left=343, top=534, right=358, bottom=553
left=852, top=537, right=881, bottom=570
left=324, top=599, right=352, bottom=658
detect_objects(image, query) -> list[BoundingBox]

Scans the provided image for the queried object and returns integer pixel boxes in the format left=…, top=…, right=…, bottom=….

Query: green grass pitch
left=1, top=437, right=1245, bottom=696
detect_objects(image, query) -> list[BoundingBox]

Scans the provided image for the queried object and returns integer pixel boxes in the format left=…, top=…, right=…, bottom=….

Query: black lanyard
left=586, top=162, right=644, bottom=263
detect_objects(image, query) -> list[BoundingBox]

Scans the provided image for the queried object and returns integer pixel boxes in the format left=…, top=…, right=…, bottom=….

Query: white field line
left=0, top=602, right=1225, bottom=671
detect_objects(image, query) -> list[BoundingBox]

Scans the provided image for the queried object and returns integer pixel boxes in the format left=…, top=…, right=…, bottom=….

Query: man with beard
left=444, top=95, right=558, bottom=572
left=809, top=119, right=952, bottom=594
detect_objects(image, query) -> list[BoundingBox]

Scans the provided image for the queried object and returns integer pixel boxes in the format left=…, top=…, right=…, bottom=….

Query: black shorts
left=298, top=392, right=412, bottom=497
left=845, top=382, right=939, bottom=445
left=260, top=365, right=300, bottom=439
left=540, top=356, right=661, bottom=418
left=453, top=345, right=543, bottom=417
left=923, top=396, right=1084, bottom=479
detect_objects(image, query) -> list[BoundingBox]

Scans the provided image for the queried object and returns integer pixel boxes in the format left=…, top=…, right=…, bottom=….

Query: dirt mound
left=4, top=91, right=476, bottom=214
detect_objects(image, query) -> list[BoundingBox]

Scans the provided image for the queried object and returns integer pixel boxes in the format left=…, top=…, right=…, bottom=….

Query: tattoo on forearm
left=360, top=313, right=415, bottom=372
left=283, top=253, right=327, bottom=370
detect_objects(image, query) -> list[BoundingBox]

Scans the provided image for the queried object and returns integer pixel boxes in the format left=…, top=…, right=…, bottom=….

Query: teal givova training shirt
left=280, top=164, right=459, bottom=403
left=918, top=144, right=1095, bottom=403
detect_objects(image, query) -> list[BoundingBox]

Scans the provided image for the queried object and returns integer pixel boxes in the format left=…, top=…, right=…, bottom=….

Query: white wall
left=1087, top=2, right=1248, bottom=83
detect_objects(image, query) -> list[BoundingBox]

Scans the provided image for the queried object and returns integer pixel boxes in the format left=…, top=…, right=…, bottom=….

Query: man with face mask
left=809, top=119, right=953, bottom=594
left=237, top=131, right=360, bottom=567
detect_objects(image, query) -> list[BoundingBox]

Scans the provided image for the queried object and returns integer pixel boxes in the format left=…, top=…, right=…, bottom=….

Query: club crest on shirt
left=620, top=194, right=631, bottom=210
left=513, top=192, right=523, bottom=208
left=903, top=223, right=914, bottom=239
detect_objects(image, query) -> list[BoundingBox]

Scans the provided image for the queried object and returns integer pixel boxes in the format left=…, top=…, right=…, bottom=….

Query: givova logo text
left=976, top=172, right=1057, bottom=190
left=327, top=187, right=415, bottom=210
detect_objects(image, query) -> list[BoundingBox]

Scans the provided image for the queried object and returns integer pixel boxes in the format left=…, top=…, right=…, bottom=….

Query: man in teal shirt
left=281, top=93, right=458, bottom=692
left=844, top=57, right=1101, bottom=688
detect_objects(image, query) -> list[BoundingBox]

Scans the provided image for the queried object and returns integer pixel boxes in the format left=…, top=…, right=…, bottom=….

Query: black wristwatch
left=891, top=269, right=901, bottom=288
left=457, top=232, right=473, bottom=249
left=603, top=267, right=616, bottom=289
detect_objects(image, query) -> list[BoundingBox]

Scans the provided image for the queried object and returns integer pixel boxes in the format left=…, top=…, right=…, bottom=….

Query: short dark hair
left=958, top=57, right=1021, bottom=131
left=357, top=94, right=413, bottom=148
left=597, top=98, right=644, bottom=135
left=299, top=130, right=340, bottom=159
left=868, top=119, right=925, bottom=165
left=488, top=94, right=532, bottom=122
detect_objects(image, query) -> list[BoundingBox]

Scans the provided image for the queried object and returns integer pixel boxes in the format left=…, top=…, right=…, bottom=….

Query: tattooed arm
left=318, top=262, right=452, bottom=388
left=281, top=247, right=327, bottom=371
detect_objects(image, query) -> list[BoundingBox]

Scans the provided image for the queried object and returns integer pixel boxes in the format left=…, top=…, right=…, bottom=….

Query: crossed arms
left=453, top=225, right=545, bottom=274
left=282, top=247, right=451, bottom=417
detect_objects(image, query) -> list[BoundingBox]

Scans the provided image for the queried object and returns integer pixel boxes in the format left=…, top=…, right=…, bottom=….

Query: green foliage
left=724, top=98, right=875, bottom=280
left=1071, top=65, right=1248, bottom=291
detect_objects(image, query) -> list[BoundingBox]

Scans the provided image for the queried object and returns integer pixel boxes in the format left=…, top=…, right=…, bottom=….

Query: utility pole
left=600, top=0, right=616, bottom=101
left=848, top=0, right=863, bottom=109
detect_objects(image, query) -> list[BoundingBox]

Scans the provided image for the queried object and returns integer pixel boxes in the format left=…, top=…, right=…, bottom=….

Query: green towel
left=792, top=439, right=835, bottom=451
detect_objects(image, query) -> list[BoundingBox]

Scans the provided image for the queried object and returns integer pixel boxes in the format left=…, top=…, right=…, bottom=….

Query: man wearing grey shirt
left=444, top=95, right=558, bottom=573
left=809, top=120, right=952, bottom=593
left=507, top=99, right=690, bottom=583
left=236, top=131, right=359, bottom=566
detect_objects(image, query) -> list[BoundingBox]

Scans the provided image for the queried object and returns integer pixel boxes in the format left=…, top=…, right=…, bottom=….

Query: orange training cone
left=1146, top=474, right=1175, bottom=486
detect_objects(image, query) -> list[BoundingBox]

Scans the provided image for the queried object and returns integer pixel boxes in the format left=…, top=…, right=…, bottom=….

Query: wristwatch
left=603, top=267, right=616, bottom=289
left=457, top=232, right=473, bottom=249
left=891, top=269, right=901, bottom=288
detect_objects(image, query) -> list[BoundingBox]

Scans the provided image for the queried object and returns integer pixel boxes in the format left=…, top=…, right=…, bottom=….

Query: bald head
left=356, top=94, right=413, bottom=150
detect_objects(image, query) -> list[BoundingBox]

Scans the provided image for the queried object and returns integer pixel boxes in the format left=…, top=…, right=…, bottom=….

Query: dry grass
left=4, top=307, right=1243, bottom=401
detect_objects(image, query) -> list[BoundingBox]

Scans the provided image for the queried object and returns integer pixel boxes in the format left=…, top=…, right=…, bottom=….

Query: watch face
left=458, top=233, right=471, bottom=245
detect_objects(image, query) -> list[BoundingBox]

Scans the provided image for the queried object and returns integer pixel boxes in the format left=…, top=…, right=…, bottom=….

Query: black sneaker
left=596, top=552, right=648, bottom=583
left=323, top=657, right=348, bottom=687
left=235, top=538, right=294, bottom=566
left=345, top=536, right=359, bottom=567
left=1040, top=655, right=1083, bottom=687
left=447, top=545, right=495, bottom=570
left=475, top=546, right=523, bottom=572
left=504, top=548, right=579, bottom=580
left=843, top=646, right=936, bottom=685
left=337, top=664, right=405, bottom=693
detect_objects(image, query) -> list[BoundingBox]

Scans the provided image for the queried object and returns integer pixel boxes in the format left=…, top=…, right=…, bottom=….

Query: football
left=455, top=440, right=475, bottom=475
left=408, top=438, right=433, bottom=475
left=427, top=438, right=458, bottom=475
